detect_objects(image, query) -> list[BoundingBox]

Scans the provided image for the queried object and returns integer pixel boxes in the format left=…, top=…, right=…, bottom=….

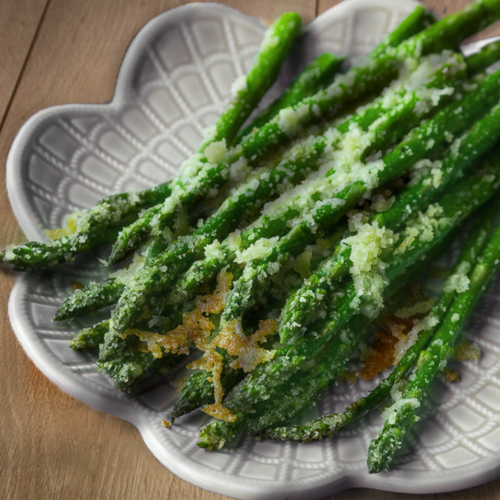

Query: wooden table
left=1, top=1, right=500, bottom=498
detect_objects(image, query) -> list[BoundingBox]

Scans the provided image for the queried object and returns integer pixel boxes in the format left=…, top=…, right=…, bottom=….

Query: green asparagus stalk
left=279, top=97, right=500, bottom=347
left=261, top=198, right=499, bottom=441
left=55, top=278, right=125, bottom=321
left=235, top=53, right=346, bottom=143
left=97, top=326, right=182, bottom=391
left=198, top=411, right=248, bottom=450
left=369, top=6, right=436, bottom=58
left=197, top=239, right=450, bottom=449
left=108, top=204, right=163, bottom=266
left=0, top=183, right=171, bottom=270
left=367, top=192, right=500, bottom=473
left=200, top=13, right=303, bottom=150
left=222, top=155, right=500, bottom=418
left=69, top=320, right=110, bottom=351
left=466, top=38, right=500, bottom=75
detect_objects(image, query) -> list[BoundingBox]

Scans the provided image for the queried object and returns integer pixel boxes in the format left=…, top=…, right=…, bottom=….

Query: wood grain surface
left=0, top=0, right=48, bottom=128
left=1, top=1, right=500, bottom=499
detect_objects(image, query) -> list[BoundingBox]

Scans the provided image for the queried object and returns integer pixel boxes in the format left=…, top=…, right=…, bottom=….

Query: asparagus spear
left=69, top=320, right=110, bottom=351
left=55, top=278, right=125, bottom=321
left=0, top=183, right=171, bottom=270
left=222, top=156, right=500, bottom=418
left=199, top=12, right=303, bottom=150
left=198, top=238, right=451, bottom=449
left=368, top=6, right=436, bottom=58
left=97, top=328, right=181, bottom=392
left=111, top=13, right=303, bottom=263
left=466, top=38, right=500, bottom=75
left=367, top=191, right=500, bottom=473
left=235, top=53, right=346, bottom=144
left=108, top=204, right=164, bottom=266
left=279, top=97, right=500, bottom=347
left=261, top=198, right=499, bottom=441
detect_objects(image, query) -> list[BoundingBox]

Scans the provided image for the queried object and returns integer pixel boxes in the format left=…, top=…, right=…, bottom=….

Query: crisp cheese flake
left=216, top=318, right=277, bottom=373
left=45, top=213, right=78, bottom=240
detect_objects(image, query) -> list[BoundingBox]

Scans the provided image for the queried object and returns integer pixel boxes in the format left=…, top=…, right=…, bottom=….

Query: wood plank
left=0, top=0, right=48, bottom=129
left=2, top=1, right=500, bottom=499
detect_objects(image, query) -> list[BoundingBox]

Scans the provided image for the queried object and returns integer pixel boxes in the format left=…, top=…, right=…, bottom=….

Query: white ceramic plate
left=7, top=1, right=500, bottom=498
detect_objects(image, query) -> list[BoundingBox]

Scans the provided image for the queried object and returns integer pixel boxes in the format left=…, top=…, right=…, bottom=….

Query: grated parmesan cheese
left=396, top=299, right=434, bottom=319
left=204, top=139, right=227, bottom=164
left=381, top=397, right=421, bottom=425
left=45, top=213, right=78, bottom=240
left=342, top=217, right=395, bottom=318
left=204, top=240, right=225, bottom=261
left=109, top=253, right=146, bottom=283
left=454, top=339, right=481, bottom=361
left=235, top=237, right=279, bottom=264
left=443, top=261, right=471, bottom=293
left=230, top=76, right=248, bottom=97
left=395, top=203, right=450, bottom=254
left=393, top=313, right=439, bottom=363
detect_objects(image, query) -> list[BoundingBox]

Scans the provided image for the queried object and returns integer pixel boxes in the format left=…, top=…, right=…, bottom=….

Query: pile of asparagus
left=4, top=0, right=500, bottom=472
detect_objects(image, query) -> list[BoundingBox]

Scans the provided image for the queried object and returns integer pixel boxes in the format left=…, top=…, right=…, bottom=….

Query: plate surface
left=7, top=1, right=500, bottom=499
